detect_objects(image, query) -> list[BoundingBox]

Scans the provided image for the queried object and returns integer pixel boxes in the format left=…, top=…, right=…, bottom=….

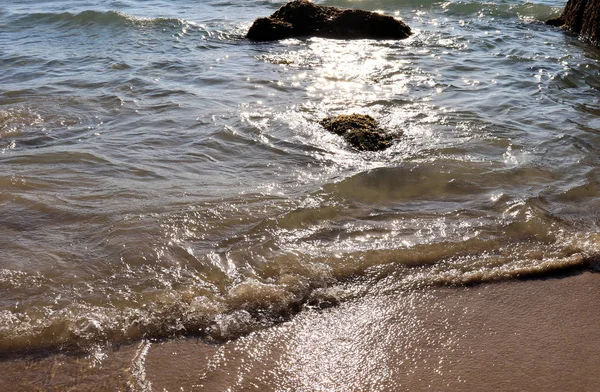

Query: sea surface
left=1, top=0, right=600, bottom=359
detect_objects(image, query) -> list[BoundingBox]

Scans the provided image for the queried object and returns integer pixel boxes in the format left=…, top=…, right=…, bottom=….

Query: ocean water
left=1, top=0, right=600, bottom=357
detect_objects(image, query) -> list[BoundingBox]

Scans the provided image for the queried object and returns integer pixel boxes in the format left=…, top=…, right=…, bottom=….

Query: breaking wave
left=10, top=9, right=243, bottom=40
left=1, top=205, right=599, bottom=356
left=17, top=10, right=187, bottom=29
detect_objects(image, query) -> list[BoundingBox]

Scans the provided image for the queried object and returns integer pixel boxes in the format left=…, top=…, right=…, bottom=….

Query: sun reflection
left=306, top=39, right=394, bottom=102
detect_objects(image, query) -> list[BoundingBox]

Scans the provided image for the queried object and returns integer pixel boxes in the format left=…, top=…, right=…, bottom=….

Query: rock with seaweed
left=320, top=114, right=394, bottom=152
left=546, top=0, right=600, bottom=45
left=247, top=0, right=411, bottom=41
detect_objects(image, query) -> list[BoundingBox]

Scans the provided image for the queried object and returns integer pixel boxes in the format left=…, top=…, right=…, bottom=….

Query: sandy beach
left=2, top=271, right=599, bottom=391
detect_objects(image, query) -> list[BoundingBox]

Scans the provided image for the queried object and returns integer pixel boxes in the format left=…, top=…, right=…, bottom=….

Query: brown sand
left=2, top=272, right=600, bottom=391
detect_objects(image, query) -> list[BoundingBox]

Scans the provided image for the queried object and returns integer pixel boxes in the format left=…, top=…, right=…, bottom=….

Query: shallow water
left=1, top=0, right=600, bottom=357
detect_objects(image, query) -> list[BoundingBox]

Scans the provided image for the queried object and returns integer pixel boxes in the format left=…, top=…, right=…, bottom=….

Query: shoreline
left=2, top=271, right=600, bottom=391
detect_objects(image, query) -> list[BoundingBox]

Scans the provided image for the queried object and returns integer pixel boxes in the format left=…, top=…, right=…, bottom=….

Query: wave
left=1, top=214, right=599, bottom=357
left=10, top=9, right=243, bottom=40
left=16, top=10, right=185, bottom=30
left=1, top=256, right=597, bottom=357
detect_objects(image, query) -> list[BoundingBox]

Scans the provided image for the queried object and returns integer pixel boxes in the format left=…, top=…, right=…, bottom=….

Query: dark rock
left=545, top=17, right=565, bottom=27
left=247, top=0, right=411, bottom=41
left=547, top=0, right=600, bottom=45
left=246, top=18, right=294, bottom=41
left=320, top=114, right=394, bottom=151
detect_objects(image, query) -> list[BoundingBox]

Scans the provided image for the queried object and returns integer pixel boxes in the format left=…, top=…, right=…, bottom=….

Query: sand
left=2, top=271, right=600, bottom=391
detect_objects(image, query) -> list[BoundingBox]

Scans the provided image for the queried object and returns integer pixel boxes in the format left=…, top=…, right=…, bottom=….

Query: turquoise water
left=1, top=0, right=600, bottom=354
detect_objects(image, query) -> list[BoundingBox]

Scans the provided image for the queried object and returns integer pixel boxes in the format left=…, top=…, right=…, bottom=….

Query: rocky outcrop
left=247, top=0, right=411, bottom=41
left=546, top=0, right=600, bottom=45
left=320, top=114, right=394, bottom=151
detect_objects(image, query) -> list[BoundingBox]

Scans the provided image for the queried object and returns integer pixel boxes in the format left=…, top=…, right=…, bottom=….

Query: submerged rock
left=320, top=114, right=394, bottom=152
left=546, top=0, right=600, bottom=45
left=247, top=0, right=411, bottom=41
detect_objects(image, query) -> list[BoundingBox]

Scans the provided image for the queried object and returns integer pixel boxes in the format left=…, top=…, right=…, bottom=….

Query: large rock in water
left=546, top=0, right=600, bottom=45
left=320, top=114, right=394, bottom=152
left=247, top=0, right=411, bottom=41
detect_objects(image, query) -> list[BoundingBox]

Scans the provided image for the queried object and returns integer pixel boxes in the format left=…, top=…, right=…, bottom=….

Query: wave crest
left=1, top=229, right=598, bottom=357
left=21, top=10, right=183, bottom=28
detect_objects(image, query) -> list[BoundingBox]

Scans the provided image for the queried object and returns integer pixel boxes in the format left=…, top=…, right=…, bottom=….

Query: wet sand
left=2, top=271, right=600, bottom=391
